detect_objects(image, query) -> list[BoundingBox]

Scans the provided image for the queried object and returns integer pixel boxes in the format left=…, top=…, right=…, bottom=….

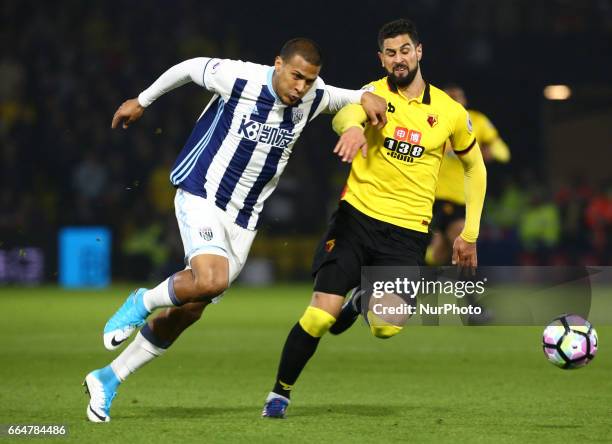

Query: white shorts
left=174, top=188, right=256, bottom=285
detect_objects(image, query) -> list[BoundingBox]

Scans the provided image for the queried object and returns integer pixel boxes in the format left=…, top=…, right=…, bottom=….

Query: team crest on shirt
left=325, top=239, right=336, bottom=253
left=427, top=114, right=438, bottom=128
left=199, top=227, right=214, bottom=241
left=291, top=108, right=304, bottom=124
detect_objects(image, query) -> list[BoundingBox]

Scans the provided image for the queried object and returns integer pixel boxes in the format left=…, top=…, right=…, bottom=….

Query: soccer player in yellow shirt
left=262, top=18, right=487, bottom=418
left=428, top=84, right=510, bottom=265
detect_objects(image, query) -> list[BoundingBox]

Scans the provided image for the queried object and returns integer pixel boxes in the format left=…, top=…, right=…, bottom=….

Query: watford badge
left=427, top=114, right=438, bottom=128
left=325, top=239, right=336, bottom=253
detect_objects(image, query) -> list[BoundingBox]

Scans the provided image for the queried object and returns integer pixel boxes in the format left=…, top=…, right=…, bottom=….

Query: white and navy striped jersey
left=162, top=58, right=359, bottom=230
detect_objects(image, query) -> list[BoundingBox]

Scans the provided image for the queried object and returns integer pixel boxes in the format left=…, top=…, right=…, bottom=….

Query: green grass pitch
left=1, top=285, right=611, bottom=443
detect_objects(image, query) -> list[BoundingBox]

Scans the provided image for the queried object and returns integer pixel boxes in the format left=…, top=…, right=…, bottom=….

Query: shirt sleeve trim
left=454, top=138, right=477, bottom=155
left=202, top=58, right=214, bottom=90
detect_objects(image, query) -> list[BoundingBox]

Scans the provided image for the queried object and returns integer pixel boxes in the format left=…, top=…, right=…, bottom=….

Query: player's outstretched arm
left=484, top=137, right=510, bottom=163
left=453, top=144, right=487, bottom=271
left=111, top=58, right=209, bottom=129
left=473, top=112, right=510, bottom=164
left=325, top=87, right=387, bottom=128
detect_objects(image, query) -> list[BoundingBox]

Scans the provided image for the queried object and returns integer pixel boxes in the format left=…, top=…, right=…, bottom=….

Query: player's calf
left=328, top=287, right=364, bottom=335
left=147, top=301, right=210, bottom=346
left=267, top=296, right=341, bottom=412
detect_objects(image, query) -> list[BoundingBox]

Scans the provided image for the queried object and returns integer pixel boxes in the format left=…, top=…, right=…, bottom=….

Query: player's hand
left=480, top=144, right=494, bottom=163
left=111, top=98, right=145, bottom=129
left=333, top=126, right=367, bottom=162
left=452, top=236, right=477, bottom=274
left=360, top=92, right=387, bottom=129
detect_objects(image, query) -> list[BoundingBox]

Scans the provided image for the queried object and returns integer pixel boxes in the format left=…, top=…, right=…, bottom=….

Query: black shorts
left=312, top=201, right=430, bottom=296
left=431, top=199, right=465, bottom=233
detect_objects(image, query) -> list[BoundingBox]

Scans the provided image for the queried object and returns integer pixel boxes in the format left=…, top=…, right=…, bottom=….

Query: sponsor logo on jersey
left=467, top=114, right=473, bottom=133
left=383, top=136, right=426, bottom=164
left=408, top=130, right=422, bottom=144
left=394, top=128, right=422, bottom=145
left=394, top=127, right=409, bottom=141
left=238, top=115, right=294, bottom=149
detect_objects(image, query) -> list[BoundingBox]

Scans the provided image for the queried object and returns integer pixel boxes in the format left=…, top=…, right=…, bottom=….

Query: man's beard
left=388, top=63, right=418, bottom=87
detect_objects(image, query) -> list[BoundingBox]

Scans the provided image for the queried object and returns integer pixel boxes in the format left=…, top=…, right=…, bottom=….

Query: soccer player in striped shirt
left=83, top=38, right=387, bottom=423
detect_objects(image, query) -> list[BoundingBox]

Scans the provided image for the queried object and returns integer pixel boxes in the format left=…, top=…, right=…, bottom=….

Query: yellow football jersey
left=333, top=78, right=477, bottom=234
left=436, top=109, right=507, bottom=204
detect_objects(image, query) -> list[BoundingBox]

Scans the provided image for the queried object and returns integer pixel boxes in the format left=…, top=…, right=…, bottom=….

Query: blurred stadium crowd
left=1, top=0, right=611, bottom=283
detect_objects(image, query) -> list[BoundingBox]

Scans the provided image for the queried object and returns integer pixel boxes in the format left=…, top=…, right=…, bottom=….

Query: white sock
left=267, top=392, right=290, bottom=403
left=143, top=276, right=178, bottom=312
left=110, top=332, right=166, bottom=381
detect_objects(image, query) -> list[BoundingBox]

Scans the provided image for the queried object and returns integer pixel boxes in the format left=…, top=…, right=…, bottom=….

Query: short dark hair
left=377, top=19, right=420, bottom=50
left=279, top=38, right=323, bottom=66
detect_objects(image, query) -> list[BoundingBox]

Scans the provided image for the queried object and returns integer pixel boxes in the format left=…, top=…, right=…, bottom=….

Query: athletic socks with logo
left=110, top=332, right=167, bottom=382
left=272, top=322, right=321, bottom=399
left=142, top=275, right=181, bottom=312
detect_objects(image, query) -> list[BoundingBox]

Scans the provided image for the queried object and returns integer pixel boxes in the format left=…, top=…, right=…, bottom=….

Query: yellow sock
left=366, top=310, right=403, bottom=339
left=298, top=306, right=336, bottom=337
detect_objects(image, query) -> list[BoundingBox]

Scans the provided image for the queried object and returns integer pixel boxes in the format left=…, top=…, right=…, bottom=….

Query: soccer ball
left=542, top=314, right=598, bottom=369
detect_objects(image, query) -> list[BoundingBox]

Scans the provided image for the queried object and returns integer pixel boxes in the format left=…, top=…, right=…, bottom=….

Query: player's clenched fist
left=360, top=92, right=387, bottom=129
left=111, top=98, right=145, bottom=129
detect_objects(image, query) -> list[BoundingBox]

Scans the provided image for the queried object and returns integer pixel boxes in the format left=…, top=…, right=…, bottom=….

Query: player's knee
left=425, top=245, right=439, bottom=265
left=193, top=273, right=228, bottom=299
left=370, top=324, right=403, bottom=339
left=299, top=306, right=336, bottom=338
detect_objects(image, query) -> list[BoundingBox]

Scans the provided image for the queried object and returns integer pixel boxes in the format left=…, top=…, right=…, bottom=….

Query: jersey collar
left=386, top=77, right=431, bottom=105
left=267, top=67, right=280, bottom=102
